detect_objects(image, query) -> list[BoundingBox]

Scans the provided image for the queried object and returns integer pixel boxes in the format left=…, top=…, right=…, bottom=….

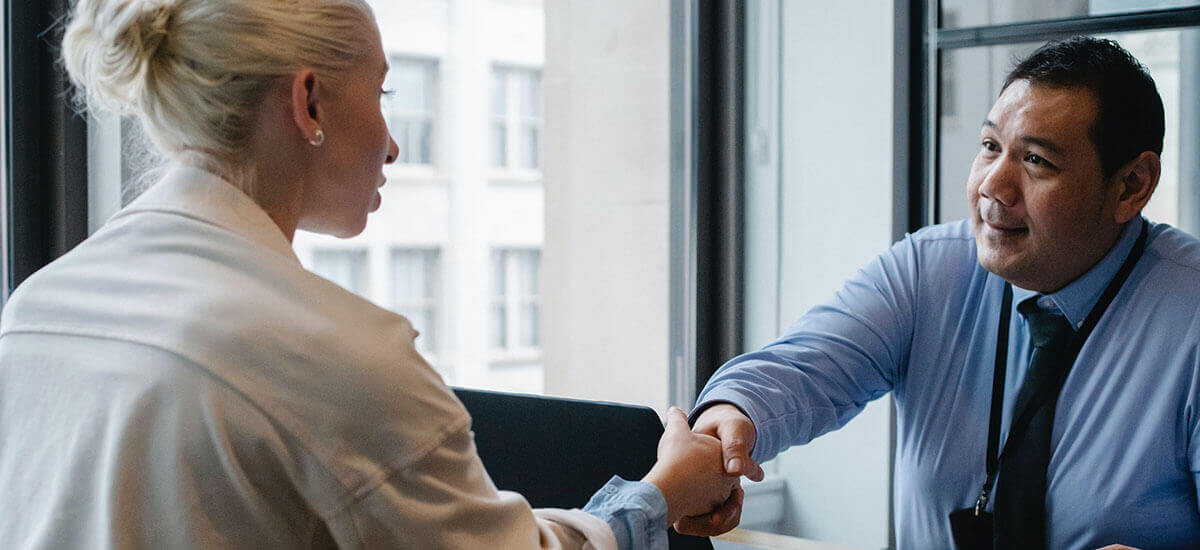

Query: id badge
left=948, top=507, right=993, bottom=550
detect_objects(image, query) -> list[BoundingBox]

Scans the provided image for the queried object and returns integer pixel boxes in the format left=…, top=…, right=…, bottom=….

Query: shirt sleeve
left=324, top=425, right=669, bottom=550
left=694, top=235, right=919, bottom=464
left=582, top=476, right=669, bottom=550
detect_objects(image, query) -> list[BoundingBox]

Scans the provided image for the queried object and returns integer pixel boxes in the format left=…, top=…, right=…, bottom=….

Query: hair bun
left=62, top=0, right=178, bottom=113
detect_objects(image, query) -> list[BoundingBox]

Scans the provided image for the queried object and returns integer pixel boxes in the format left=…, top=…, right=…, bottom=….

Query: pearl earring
left=309, top=129, right=325, bottom=147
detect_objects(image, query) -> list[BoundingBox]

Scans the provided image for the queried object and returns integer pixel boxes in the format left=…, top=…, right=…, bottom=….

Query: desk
left=712, top=529, right=868, bottom=550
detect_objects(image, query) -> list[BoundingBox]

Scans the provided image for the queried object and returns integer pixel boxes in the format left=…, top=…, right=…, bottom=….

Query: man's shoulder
left=909, top=218, right=975, bottom=244
left=1146, top=222, right=1200, bottom=274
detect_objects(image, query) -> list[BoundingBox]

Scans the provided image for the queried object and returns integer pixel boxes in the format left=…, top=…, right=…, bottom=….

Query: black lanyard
left=972, top=222, right=1149, bottom=515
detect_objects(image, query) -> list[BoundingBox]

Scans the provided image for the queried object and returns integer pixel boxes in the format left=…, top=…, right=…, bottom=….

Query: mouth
left=979, top=217, right=1029, bottom=239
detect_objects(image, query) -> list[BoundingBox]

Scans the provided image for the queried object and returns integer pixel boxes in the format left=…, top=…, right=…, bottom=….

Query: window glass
left=86, top=0, right=675, bottom=405
left=390, top=248, right=440, bottom=354
left=491, top=67, right=541, bottom=170
left=384, top=57, right=436, bottom=165
left=490, top=248, right=541, bottom=351
left=940, top=0, right=1200, bottom=29
left=937, top=28, right=1200, bottom=235
left=309, top=249, right=369, bottom=294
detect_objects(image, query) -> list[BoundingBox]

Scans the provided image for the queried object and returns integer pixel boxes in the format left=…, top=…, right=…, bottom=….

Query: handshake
left=641, top=404, right=765, bottom=537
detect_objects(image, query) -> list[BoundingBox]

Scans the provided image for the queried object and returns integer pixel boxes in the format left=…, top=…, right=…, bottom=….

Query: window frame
left=912, top=2, right=1200, bottom=229
left=488, top=247, right=541, bottom=360
left=384, top=54, right=440, bottom=168
left=2, top=0, right=89, bottom=302
left=488, top=65, right=542, bottom=178
left=308, top=247, right=371, bottom=296
left=389, top=246, right=442, bottom=354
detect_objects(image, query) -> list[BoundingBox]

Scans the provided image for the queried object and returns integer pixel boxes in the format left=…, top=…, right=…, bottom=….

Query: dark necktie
left=993, top=297, right=1075, bottom=549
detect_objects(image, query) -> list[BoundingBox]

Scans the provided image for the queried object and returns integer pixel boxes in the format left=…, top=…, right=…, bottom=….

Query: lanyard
left=973, top=222, right=1149, bottom=515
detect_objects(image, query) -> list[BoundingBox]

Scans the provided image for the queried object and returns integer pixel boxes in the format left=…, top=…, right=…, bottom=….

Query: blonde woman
left=0, top=1, right=738, bottom=548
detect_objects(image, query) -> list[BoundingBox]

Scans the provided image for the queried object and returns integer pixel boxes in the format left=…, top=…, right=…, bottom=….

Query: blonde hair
left=62, top=0, right=374, bottom=179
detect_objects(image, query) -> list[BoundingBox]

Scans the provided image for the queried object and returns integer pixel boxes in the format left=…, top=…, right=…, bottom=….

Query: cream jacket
left=0, top=166, right=615, bottom=549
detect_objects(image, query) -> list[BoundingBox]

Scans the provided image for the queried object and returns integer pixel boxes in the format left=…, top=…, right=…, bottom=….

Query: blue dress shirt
left=585, top=477, right=670, bottom=549
left=696, top=217, right=1200, bottom=549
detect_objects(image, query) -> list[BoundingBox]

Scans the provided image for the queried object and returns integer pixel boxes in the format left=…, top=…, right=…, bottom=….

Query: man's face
left=967, top=80, right=1123, bottom=293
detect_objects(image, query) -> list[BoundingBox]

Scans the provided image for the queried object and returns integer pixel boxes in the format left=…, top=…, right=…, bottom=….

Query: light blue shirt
left=696, top=217, right=1200, bottom=549
left=585, top=477, right=670, bottom=550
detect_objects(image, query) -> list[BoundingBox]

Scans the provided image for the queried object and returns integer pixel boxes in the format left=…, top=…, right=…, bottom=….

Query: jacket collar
left=112, top=164, right=300, bottom=264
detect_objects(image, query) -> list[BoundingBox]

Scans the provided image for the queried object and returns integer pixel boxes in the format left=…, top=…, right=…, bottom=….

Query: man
left=677, top=37, right=1199, bottom=549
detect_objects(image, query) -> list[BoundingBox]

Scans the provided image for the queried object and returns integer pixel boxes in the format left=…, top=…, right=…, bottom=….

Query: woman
left=0, top=0, right=737, bottom=548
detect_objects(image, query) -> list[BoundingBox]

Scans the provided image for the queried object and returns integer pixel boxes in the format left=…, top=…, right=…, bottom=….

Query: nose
left=976, top=155, right=1020, bottom=207
left=385, top=134, right=399, bottom=165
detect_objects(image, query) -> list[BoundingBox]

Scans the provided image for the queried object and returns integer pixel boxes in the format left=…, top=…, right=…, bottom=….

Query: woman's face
left=298, top=20, right=399, bottom=238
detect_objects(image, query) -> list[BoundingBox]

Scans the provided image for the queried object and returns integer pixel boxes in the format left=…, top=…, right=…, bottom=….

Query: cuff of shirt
left=583, top=476, right=669, bottom=550
left=691, top=389, right=769, bottom=464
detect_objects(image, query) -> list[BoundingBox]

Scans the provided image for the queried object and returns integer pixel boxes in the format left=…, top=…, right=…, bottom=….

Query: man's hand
left=672, top=403, right=763, bottom=537
left=691, top=403, right=765, bottom=481
left=642, top=408, right=740, bottom=525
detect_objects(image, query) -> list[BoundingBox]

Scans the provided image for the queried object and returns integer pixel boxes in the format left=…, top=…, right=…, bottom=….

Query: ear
left=289, top=69, right=323, bottom=143
left=1110, top=150, right=1161, bottom=224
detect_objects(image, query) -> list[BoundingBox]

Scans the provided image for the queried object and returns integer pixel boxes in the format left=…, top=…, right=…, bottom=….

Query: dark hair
left=1002, top=36, right=1164, bottom=178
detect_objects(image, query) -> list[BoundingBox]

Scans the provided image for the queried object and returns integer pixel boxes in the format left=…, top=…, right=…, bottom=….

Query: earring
left=309, top=129, right=325, bottom=147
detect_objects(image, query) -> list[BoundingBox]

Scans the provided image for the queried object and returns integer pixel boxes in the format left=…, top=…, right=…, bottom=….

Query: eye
left=981, top=139, right=999, bottom=153
left=381, top=88, right=396, bottom=99
left=1024, top=153, right=1055, bottom=169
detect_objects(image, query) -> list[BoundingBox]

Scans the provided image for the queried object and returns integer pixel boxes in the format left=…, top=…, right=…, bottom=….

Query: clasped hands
left=641, top=404, right=762, bottom=536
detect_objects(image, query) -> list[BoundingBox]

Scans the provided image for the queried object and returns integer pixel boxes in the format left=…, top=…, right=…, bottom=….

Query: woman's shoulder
left=4, top=204, right=471, bottom=494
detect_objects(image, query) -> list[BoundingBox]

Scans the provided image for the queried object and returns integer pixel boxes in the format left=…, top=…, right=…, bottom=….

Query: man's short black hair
left=1002, top=36, right=1164, bottom=179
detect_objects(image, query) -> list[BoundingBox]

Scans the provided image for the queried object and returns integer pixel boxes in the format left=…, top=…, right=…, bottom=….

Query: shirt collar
left=113, top=164, right=300, bottom=264
left=1010, top=217, right=1145, bottom=328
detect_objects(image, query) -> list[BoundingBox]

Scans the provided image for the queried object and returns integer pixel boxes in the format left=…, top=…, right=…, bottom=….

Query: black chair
left=453, top=387, right=713, bottom=550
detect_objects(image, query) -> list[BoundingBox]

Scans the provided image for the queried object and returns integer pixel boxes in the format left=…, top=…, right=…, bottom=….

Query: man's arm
left=678, top=235, right=923, bottom=536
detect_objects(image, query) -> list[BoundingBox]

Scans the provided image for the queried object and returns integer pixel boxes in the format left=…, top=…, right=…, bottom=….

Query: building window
left=385, top=57, right=437, bottom=165
left=391, top=248, right=440, bottom=353
left=490, top=249, right=540, bottom=350
left=490, top=67, right=541, bottom=170
left=310, top=249, right=369, bottom=295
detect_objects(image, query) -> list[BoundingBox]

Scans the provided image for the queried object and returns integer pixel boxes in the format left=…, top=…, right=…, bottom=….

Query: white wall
left=542, top=0, right=671, bottom=411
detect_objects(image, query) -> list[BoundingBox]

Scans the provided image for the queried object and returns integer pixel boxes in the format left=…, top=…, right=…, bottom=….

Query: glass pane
left=490, top=304, right=507, bottom=348
left=490, top=121, right=507, bottom=167
left=310, top=249, right=368, bottom=294
left=285, top=0, right=669, bottom=402
left=937, top=29, right=1199, bottom=236
left=519, top=125, right=539, bottom=170
left=491, top=69, right=507, bottom=118
left=386, top=58, right=430, bottom=114
left=518, top=71, right=540, bottom=118
left=490, top=251, right=506, bottom=299
left=395, top=120, right=431, bottom=165
left=940, top=0, right=1200, bottom=29
left=518, top=303, right=539, bottom=347
left=516, top=250, right=539, bottom=296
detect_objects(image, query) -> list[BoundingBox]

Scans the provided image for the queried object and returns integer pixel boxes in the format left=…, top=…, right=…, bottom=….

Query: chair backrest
left=453, top=387, right=713, bottom=550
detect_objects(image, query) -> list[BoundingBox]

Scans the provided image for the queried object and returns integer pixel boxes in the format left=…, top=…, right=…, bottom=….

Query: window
left=489, top=248, right=540, bottom=351
left=391, top=248, right=440, bottom=354
left=932, top=16, right=1200, bottom=237
left=309, top=249, right=369, bottom=295
left=490, top=67, right=541, bottom=171
left=940, top=0, right=1200, bottom=29
left=384, top=57, right=437, bottom=165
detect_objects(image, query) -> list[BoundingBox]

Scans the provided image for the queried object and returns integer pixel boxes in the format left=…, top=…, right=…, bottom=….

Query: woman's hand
left=641, top=407, right=740, bottom=525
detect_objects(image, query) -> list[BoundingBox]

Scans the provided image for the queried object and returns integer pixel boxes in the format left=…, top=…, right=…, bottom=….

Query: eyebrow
left=380, top=64, right=389, bottom=79
left=981, top=119, right=1065, bottom=155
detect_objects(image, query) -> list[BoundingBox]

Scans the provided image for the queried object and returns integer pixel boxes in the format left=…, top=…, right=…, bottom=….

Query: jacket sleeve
left=324, top=425, right=668, bottom=550
left=695, top=235, right=919, bottom=464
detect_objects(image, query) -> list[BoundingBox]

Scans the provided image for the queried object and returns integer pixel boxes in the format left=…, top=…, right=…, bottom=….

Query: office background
left=4, top=0, right=1199, bottom=548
